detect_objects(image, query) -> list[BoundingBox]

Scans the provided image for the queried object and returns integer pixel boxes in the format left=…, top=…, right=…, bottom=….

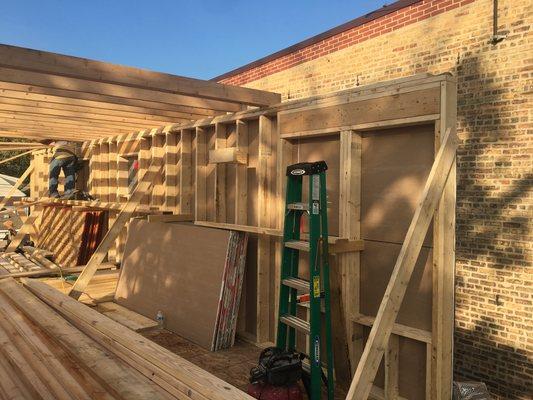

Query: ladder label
left=312, top=175, right=320, bottom=200
left=313, top=276, right=320, bottom=298
left=314, top=336, right=320, bottom=365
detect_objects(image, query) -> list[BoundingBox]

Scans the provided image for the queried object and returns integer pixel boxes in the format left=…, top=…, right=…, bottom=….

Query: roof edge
left=211, top=0, right=421, bottom=82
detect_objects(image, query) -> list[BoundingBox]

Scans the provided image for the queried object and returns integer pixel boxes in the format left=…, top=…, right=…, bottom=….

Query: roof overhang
left=0, top=44, right=281, bottom=142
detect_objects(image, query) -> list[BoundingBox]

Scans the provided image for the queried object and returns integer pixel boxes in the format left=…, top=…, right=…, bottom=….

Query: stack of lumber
left=37, top=204, right=107, bottom=267
left=0, top=247, right=57, bottom=278
left=212, top=231, right=249, bottom=351
left=0, top=278, right=252, bottom=400
left=115, top=220, right=249, bottom=351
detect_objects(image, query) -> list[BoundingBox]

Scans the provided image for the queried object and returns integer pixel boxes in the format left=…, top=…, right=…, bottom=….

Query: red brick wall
left=219, top=0, right=476, bottom=87
left=217, top=0, right=532, bottom=399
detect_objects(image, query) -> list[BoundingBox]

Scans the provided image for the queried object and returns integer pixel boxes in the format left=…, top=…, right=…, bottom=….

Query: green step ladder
left=276, top=161, right=334, bottom=400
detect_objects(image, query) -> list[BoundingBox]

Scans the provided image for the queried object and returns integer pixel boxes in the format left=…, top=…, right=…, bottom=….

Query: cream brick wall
left=225, top=0, right=532, bottom=398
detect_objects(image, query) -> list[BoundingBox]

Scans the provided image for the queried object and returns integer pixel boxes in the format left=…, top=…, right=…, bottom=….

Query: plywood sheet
left=360, top=241, right=432, bottom=331
left=291, top=135, right=340, bottom=235
left=361, top=125, right=434, bottom=245
left=114, top=219, right=231, bottom=350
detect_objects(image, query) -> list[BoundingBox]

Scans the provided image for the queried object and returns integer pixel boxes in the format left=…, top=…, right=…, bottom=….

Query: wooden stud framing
left=346, top=127, right=458, bottom=400
left=69, top=156, right=165, bottom=300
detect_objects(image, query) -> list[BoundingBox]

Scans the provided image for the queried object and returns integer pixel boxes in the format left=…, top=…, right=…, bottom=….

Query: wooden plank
left=0, top=66, right=245, bottom=112
left=179, top=129, right=192, bottom=214
left=0, top=278, right=172, bottom=400
left=431, top=80, right=457, bottom=400
left=0, top=44, right=281, bottom=106
left=147, top=214, right=193, bottom=223
left=0, top=150, right=34, bottom=166
left=0, top=164, right=33, bottom=209
left=96, top=302, right=159, bottom=332
left=256, top=115, right=274, bottom=343
left=346, top=127, right=458, bottom=400
left=164, top=132, right=178, bottom=211
left=351, top=314, right=432, bottom=344
left=279, top=114, right=441, bottom=139
left=69, top=156, right=164, bottom=300
left=208, top=147, right=248, bottom=164
left=278, top=88, right=440, bottom=136
left=151, top=129, right=165, bottom=207
left=384, top=335, right=399, bottom=400
left=194, top=127, right=207, bottom=220
left=338, top=130, right=363, bottom=375
left=23, top=278, right=254, bottom=400
left=5, top=205, right=42, bottom=253
left=235, top=120, right=248, bottom=225
left=214, top=123, right=227, bottom=222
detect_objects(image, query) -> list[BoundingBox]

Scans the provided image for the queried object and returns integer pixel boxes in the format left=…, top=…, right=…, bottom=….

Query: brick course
left=218, top=0, right=532, bottom=398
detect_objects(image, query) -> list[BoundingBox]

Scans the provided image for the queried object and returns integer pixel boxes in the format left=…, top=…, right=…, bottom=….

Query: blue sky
left=1, top=1, right=388, bottom=80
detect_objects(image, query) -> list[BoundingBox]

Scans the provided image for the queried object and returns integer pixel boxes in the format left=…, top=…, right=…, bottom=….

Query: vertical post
left=432, top=79, right=457, bottom=400
left=339, top=130, right=363, bottom=375
left=384, top=334, right=399, bottom=400
left=214, top=123, right=227, bottom=222
left=107, top=139, right=118, bottom=262
left=99, top=140, right=110, bottom=202
left=256, top=115, right=274, bottom=343
left=151, top=128, right=165, bottom=208
left=138, top=131, right=151, bottom=206
left=235, top=120, right=248, bottom=225
left=195, top=127, right=207, bottom=221
left=164, top=129, right=178, bottom=212
left=180, top=129, right=192, bottom=215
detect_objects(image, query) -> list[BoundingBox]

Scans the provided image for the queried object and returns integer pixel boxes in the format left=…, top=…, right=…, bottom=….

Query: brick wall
left=218, top=0, right=532, bottom=398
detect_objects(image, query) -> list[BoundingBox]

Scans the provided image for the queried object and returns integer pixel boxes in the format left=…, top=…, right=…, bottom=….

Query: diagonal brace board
left=68, top=157, right=164, bottom=300
left=346, top=127, right=458, bottom=400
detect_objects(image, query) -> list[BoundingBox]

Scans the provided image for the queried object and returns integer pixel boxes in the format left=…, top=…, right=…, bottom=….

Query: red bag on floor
left=247, top=382, right=303, bottom=400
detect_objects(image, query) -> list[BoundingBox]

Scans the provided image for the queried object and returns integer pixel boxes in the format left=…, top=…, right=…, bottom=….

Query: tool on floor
left=248, top=347, right=304, bottom=400
left=277, top=160, right=334, bottom=400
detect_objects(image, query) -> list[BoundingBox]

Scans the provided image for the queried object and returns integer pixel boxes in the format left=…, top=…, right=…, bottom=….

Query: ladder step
left=287, top=202, right=309, bottom=211
left=282, top=278, right=310, bottom=292
left=285, top=240, right=310, bottom=251
left=280, top=315, right=310, bottom=334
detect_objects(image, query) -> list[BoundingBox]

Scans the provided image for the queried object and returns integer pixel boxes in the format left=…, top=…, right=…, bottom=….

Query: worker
left=41, top=140, right=79, bottom=199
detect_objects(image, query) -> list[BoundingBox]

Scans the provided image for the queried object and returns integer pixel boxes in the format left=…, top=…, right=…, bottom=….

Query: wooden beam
left=0, top=81, right=218, bottom=117
left=0, top=95, right=206, bottom=122
left=68, top=157, right=164, bottom=300
left=0, top=66, right=245, bottom=112
left=0, top=44, right=281, bottom=106
left=208, top=147, right=248, bottom=164
left=346, top=127, right=458, bottom=400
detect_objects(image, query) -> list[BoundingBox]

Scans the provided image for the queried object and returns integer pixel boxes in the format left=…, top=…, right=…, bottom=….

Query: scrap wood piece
left=146, top=213, right=193, bottom=223
left=5, top=205, right=42, bottom=253
left=96, top=302, right=159, bottom=332
left=0, top=164, right=33, bottom=211
left=346, top=128, right=458, bottom=400
left=0, top=263, right=116, bottom=280
left=0, top=278, right=173, bottom=400
left=22, top=278, right=255, bottom=400
left=69, top=157, right=164, bottom=300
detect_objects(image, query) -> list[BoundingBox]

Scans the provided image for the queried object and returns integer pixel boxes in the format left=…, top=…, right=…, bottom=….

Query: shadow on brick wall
left=452, top=51, right=532, bottom=399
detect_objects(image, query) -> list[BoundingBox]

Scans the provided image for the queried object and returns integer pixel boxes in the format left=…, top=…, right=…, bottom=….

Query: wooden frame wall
left=29, top=73, right=456, bottom=399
